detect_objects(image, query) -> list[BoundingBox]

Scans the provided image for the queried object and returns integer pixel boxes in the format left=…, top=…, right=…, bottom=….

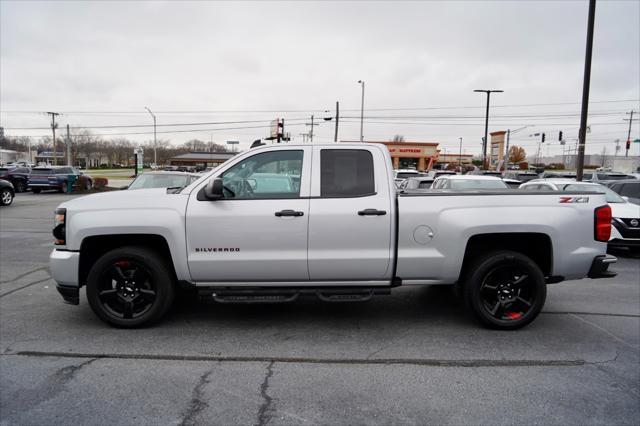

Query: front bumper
left=50, top=249, right=80, bottom=287
left=587, top=254, right=617, bottom=279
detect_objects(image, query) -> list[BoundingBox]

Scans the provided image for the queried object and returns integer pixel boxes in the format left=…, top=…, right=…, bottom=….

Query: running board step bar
left=199, top=287, right=391, bottom=304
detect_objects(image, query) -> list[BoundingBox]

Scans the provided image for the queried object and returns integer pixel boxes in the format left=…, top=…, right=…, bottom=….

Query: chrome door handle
left=358, top=209, right=387, bottom=216
left=275, top=210, right=304, bottom=217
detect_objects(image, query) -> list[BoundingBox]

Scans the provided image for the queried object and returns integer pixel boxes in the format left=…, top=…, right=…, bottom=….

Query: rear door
left=307, top=146, right=393, bottom=281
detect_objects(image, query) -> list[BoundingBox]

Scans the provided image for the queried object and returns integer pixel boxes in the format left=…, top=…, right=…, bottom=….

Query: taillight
left=594, top=205, right=612, bottom=242
left=53, top=208, right=66, bottom=245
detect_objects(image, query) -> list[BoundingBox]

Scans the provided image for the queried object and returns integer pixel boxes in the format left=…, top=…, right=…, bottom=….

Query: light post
left=144, top=107, right=157, bottom=166
left=357, top=80, right=365, bottom=142
left=458, top=137, right=463, bottom=172
left=474, top=89, right=503, bottom=168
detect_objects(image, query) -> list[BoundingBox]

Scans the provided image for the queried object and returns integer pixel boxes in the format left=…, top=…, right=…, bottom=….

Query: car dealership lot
left=1, top=193, right=639, bottom=425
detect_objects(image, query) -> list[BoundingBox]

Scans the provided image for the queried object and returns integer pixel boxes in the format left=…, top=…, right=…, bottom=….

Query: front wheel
left=14, top=180, right=26, bottom=193
left=86, top=246, right=175, bottom=328
left=0, top=189, right=13, bottom=206
left=463, top=250, right=546, bottom=330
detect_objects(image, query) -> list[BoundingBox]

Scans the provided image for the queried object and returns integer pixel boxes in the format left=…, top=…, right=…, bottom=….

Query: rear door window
left=320, top=150, right=375, bottom=197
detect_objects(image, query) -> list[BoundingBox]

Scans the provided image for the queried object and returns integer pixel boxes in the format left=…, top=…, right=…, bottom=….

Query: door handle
left=358, top=209, right=387, bottom=216
left=275, top=209, right=304, bottom=217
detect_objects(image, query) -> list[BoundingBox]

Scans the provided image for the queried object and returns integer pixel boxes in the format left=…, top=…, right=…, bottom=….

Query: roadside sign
left=134, top=148, right=144, bottom=175
left=634, top=139, right=640, bottom=143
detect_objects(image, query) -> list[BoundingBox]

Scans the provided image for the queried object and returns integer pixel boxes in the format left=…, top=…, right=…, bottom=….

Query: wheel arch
left=459, top=232, right=553, bottom=282
left=79, top=234, right=177, bottom=287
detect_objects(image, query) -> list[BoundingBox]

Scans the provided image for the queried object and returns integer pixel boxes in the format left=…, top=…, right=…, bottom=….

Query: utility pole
left=47, top=112, right=60, bottom=165
left=504, top=129, right=511, bottom=171
left=474, top=89, right=503, bottom=168
left=458, top=137, right=463, bottom=172
left=358, top=80, right=365, bottom=142
left=305, top=115, right=318, bottom=142
left=66, top=124, right=72, bottom=166
left=334, top=101, right=340, bottom=142
left=624, top=110, right=636, bottom=157
left=144, top=107, right=157, bottom=165
left=576, top=0, right=596, bottom=181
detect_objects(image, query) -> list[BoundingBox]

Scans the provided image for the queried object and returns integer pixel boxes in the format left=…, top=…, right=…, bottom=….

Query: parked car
left=432, top=175, right=509, bottom=190
left=582, top=171, right=637, bottom=183
left=502, top=178, right=524, bottom=189
left=424, top=170, right=457, bottom=179
left=605, top=180, right=640, bottom=205
left=393, top=169, right=421, bottom=180
left=466, top=170, right=503, bottom=177
left=126, top=171, right=201, bottom=190
left=539, top=171, right=576, bottom=179
left=397, top=176, right=435, bottom=190
left=0, top=179, right=15, bottom=206
left=0, top=166, right=30, bottom=192
left=520, top=179, right=639, bottom=253
left=28, top=166, right=93, bottom=193
left=502, top=171, right=539, bottom=183
left=50, top=143, right=615, bottom=330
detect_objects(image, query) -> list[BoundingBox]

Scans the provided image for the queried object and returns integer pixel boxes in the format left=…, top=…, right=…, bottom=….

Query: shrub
left=93, top=177, right=109, bottom=189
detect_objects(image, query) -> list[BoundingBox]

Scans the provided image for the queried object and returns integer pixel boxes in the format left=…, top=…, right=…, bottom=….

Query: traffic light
left=541, top=133, right=546, bottom=143
left=558, top=131, right=563, bottom=141
left=627, top=140, right=631, bottom=150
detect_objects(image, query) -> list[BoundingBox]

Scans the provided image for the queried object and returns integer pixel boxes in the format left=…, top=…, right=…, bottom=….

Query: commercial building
left=169, top=152, right=236, bottom=168
left=342, top=141, right=440, bottom=171
left=436, top=153, right=474, bottom=166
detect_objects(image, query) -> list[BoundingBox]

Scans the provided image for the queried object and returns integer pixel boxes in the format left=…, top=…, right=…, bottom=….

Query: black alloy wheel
left=464, top=250, right=546, bottom=330
left=86, top=247, right=175, bottom=328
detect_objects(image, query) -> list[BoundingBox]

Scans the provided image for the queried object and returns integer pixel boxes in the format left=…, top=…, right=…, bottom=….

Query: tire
left=463, top=250, right=546, bottom=330
left=85, top=180, right=93, bottom=191
left=86, top=246, right=175, bottom=328
left=32, top=188, right=41, bottom=194
left=58, top=182, right=66, bottom=193
left=0, top=189, right=13, bottom=206
left=14, top=180, right=26, bottom=193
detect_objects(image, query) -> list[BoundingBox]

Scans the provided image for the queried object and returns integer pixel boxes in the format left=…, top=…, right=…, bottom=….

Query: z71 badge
left=559, top=196, right=589, bottom=203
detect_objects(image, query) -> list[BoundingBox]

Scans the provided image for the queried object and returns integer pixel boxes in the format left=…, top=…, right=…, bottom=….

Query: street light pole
left=358, top=80, right=365, bottom=142
left=144, top=107, right=157, bottom=165
left=474, top=89, right=503, bottom=168
left=458, top=137, right=463, bottom=172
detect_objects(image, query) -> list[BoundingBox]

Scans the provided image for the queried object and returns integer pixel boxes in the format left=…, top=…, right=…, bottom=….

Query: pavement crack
left=0, top=266, right=49, bottom=284
left=54, top=357, right=98, bottom=383
left=255, top=361, right=275, bottom=426
left=179, top=369, right=213, bottom=426
left=0, top=277, right=53, bottom=298
left=569, top=313, right=639, bottom=352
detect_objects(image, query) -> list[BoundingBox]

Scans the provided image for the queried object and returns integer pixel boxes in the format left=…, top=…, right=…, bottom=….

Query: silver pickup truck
left=50, top=143, right=616, bottom=329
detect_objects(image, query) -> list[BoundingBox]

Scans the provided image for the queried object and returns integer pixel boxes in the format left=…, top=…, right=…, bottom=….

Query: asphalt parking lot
left=1, top=192, right=639, bottom=425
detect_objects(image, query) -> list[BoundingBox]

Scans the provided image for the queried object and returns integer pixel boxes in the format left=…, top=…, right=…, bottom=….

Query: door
left=186, top=147, right=311, bottom=282
left=307, top=147, right=393, bottom=281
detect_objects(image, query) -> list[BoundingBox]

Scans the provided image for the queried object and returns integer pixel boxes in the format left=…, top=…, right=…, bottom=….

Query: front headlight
left=53, top=208, right=66, bottom=245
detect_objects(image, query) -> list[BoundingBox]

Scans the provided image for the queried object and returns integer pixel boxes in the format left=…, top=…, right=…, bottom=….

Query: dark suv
left=28, top=166, right=92, bottom=193
left=0, top=167, right=30, bottom=192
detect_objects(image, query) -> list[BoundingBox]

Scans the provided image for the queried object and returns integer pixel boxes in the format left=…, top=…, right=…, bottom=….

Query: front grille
left=613, top=219, right=640, bottom=238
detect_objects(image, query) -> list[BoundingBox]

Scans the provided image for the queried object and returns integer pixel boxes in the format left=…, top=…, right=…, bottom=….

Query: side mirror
left=203, top=178, right=224, bottom=200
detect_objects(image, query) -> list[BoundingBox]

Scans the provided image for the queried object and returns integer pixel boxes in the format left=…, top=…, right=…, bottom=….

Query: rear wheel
left=86, top=247, right=175, bottom=328
left=0, top=189, right=13, bottom=206
left=463, top=250, right=546, bottom=330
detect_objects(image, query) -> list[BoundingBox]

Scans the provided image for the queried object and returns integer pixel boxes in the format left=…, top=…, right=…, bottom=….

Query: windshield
left=449, top=179, right=508, bottom=189
left=561, top=183, right=625, bottom=203
left=128, top=173, right=195, bottom=190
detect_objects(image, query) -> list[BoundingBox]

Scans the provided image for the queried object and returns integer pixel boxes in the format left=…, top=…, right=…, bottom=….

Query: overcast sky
left=1, top=0, right=639, bottom=157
